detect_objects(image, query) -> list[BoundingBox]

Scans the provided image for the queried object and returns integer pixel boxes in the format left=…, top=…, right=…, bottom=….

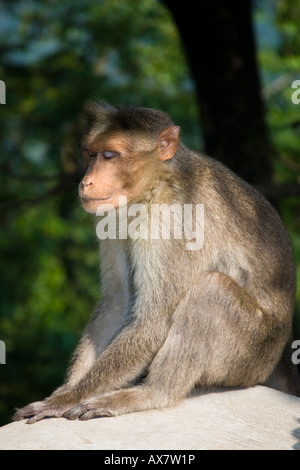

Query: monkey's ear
left=158, top=126, right=180, bottom=161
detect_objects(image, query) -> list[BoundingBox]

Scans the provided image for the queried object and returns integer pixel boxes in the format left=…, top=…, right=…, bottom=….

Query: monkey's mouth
left=80, top=196, right=114, bottom=213
left=81, top=196, right=112, bottom=202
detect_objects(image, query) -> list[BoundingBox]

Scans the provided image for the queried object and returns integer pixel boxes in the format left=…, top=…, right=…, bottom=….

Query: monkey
left=12, top=100, right=300, bottom=424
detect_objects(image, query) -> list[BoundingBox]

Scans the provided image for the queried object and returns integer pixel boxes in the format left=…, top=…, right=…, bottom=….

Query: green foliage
left=0, top=0, right=198, bottom=426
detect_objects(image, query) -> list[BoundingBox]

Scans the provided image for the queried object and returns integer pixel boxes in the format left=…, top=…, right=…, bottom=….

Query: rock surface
left=1, top=386, right=300, bottom=450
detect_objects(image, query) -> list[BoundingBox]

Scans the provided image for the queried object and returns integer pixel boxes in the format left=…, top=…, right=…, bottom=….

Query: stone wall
left=1, top=386, right=300, bottom=450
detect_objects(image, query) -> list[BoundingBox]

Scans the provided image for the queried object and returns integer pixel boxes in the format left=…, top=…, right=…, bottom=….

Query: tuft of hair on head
left=84, top=100, right=174, bottom=137
left=84, top=100, right=117, bottom=128
left=115, top=105, right=174, bottom=135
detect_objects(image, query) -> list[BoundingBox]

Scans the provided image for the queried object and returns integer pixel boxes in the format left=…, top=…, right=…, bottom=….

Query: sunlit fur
left=12, top=102, right=299, bottom=424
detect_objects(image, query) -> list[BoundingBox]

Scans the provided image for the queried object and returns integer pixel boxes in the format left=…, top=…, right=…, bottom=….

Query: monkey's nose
left=81, top=177, right=93, bottom=188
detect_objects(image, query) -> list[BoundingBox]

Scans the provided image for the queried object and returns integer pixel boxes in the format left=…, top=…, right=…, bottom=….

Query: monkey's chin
left=80, top=197, right=113, bottom=214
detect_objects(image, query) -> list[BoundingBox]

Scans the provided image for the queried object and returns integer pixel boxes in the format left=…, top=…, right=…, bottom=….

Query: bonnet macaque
left=13, top=101, right=299, bottom=423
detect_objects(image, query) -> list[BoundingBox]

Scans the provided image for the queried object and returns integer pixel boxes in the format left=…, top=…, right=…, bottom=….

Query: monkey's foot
left=12, top=400, right=72, bottom=424
left=63, top=399, right=114, bottom=421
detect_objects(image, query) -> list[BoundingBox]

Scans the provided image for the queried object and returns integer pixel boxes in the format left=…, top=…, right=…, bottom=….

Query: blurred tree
left=163, top=0, right=272, bottom=187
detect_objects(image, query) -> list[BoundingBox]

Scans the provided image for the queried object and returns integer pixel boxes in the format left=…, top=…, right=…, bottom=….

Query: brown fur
left=12, top=101, right=299, bottom=423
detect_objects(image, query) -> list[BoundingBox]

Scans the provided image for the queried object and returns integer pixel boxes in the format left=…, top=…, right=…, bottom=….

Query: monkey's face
left=79, top=132, right=155, bottom=213
left=79, top=123, right=180, bottom=213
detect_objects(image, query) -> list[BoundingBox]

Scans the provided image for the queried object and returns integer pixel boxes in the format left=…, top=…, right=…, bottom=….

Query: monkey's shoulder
left=191, top=153, right=271, bottom=210
left=189, top=153, right=290, bottom=242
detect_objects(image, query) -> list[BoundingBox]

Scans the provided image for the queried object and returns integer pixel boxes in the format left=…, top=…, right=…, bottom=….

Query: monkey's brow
left=80, top=145, right=96, bottom=152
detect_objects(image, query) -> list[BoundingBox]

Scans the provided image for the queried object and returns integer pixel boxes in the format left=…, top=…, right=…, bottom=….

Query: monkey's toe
left=63, top=406, right=83, bottom=420
left=64, top=404, right=113, bottom=420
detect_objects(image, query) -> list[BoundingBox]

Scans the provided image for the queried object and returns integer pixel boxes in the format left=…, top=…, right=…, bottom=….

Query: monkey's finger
left=26, top=407, right=65, bottom=424
left=11, top=402, right=44, bottom=421
left=26, top=414, right=45, bottom=424
left=11, top=409, right=25, bottom=421
left=12, top=409, right=31, bottom=421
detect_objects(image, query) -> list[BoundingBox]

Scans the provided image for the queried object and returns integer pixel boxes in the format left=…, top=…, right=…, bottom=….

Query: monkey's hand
left=12, top=388, right=78, bottom=424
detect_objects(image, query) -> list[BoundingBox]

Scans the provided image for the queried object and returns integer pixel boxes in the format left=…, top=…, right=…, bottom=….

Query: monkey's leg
left=65, top=272, right=282, bottom=420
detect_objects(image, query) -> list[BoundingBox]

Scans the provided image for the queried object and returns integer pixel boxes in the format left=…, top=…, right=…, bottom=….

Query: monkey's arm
left=71, top=314, right=169, bottom=398
left=12, top=237, right=142, bottom=423
left=12, top=302, right=169, bottom=423
left=60, top=236, right=135, bottom=388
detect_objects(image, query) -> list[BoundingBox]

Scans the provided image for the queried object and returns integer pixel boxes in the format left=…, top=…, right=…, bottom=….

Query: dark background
left=0, top=0, right=300, bottom=426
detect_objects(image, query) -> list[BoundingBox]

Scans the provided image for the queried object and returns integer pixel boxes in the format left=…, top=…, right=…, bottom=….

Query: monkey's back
left=184, top=152, right=296, bottom=324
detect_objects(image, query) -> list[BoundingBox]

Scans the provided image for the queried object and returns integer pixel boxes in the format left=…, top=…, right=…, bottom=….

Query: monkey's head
left=79, top=100, right=180, bottom=213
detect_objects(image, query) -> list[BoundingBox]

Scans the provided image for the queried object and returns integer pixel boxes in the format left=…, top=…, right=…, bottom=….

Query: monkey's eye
left=102, top=150, right=119, bottom=159
left=88, top=151, right=97, bottom=158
